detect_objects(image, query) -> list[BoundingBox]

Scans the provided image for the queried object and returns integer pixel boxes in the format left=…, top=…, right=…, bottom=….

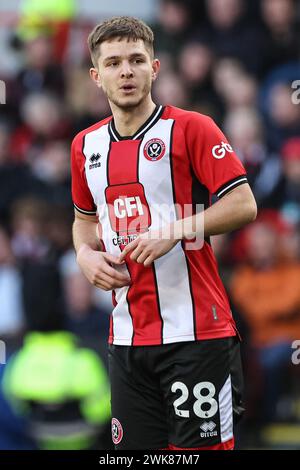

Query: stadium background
left=0, top=0, right=300, bottom=450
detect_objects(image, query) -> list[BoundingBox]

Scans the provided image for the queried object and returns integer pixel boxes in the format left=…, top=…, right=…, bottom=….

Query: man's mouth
left=120, top=85, right=136, bottom=93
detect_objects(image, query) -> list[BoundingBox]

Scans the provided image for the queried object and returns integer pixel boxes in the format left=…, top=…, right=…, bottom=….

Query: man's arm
left=73, top=210, right=101, bottom=254
left=182, top=183, right=257, bottom=239
left=118, top=184, right=257, bottom=266
left=73, top=209, right=131, bottom=290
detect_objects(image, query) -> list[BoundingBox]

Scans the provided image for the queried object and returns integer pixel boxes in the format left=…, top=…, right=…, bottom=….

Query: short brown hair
left=88, top=16, right=154, bottom=67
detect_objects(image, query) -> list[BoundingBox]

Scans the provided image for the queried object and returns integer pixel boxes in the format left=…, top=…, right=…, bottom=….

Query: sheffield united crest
left=143, top=138, right=166, bottom=161
left=111, top=417, right=123, bottom=445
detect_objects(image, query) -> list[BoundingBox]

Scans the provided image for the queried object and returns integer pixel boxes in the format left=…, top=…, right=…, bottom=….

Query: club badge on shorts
left=112, top=417, right=123, bottom=445
left=143, top=138, right=166, bottom=161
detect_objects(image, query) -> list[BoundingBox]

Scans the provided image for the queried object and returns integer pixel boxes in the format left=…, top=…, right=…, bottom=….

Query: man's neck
left=110, top=97, right=156, bottom=137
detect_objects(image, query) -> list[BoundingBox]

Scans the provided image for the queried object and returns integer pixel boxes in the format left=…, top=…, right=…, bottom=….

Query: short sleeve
left=186, top=114, right=248, bottom=198
left=71, top=134, right=97, bottom=215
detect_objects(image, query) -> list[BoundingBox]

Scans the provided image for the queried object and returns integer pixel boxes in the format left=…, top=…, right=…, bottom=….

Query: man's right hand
left=76, top=245, right=131, bottom=291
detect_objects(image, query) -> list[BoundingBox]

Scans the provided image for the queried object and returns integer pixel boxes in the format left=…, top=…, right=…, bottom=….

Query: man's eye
left=134, top=59, right=143, bottom=64
left=108, top=62, right=118, bottom=67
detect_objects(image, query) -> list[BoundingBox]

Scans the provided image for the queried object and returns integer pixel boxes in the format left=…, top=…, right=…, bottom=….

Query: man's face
left=90, top=38, right=159, bottom=110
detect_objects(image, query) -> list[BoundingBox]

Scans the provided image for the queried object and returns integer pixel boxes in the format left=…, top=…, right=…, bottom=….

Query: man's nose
left=120, top=61, right=134, bottom=78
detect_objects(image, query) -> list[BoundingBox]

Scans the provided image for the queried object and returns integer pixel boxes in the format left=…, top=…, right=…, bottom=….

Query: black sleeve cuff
left=215, top=175, right=248, bottom=198
left=73, top=203, right=97, bottom=215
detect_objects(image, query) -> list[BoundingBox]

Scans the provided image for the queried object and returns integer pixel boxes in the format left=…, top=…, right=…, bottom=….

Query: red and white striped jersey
left=71, top=105, right=248, bottom=346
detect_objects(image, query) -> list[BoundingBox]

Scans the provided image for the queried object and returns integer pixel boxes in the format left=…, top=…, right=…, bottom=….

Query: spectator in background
left=31, top=140, right=73, bottom=210
left=260, top=0, right=300, bottom=78
left=12, top=92, right=70, bottom=163
left=2, top=200, right=111, bottom=449
left=13, top=34, right=65, bottom=99
left=213, top=58, right=258, bottom=112
left=0, top=365, right=35, bottom=450
left=0, top=227, right=24, bottom=352
left=177, top=40, right=220, bottom=118
left=65, top=66, right=111, bottom=134
left=268, top=83, right=300, bottom=148
left=9, top=197, right=65, bottom=334
left=17, top=0, right=76, bottom=62
left=153, top=70, right=190, bottom=108
left=229, top=211, right=300, bottom=423
left=45, top=204, right=73, bottom=256
left=10, top=197, right=49, bottom=261
left=204, top=0, right=263, bottom=75
left=60, top=249, right=110, bottom=364
left=2, top=320, right=111, bottom=449
left=224, top=107, right=281, bottom=207
left=262, top=79, right=300, bottom=152
left=152, top=0, right=194, bottom=59
left=0, top=123, right=47, bottom=226
left=272, top=138, right=300, bottom=224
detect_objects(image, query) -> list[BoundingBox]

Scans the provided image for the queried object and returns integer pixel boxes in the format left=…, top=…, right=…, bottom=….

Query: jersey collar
left=108, top=104, right=164, bottom=142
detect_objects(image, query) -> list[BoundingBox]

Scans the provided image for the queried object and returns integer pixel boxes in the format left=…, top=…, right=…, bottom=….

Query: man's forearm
left=72, top=216, right=102, bottom=255
left=172, top=184, right=257, bottom=240
left=202, top=190, right=257, bottom=236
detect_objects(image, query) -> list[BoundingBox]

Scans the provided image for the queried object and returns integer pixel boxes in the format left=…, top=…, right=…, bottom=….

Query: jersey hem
left=108, top=328, right=237, bottom=346
left=168, top=437, right=234, bottom=450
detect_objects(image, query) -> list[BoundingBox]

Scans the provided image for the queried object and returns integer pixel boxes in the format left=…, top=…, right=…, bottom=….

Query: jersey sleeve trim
left=73, top=203, right=97, bottom=216
left=216, top=175, right=248, bottom=198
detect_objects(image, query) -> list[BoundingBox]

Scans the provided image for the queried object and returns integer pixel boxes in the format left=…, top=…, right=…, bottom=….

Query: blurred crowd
left=0, top=0, right=300, bottom=450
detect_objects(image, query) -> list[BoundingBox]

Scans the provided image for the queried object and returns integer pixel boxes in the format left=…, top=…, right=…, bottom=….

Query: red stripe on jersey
left=169, top=117, right=237, bottom=340
left=125, top=260, right=163, bottom=345
left=108, top=140, right=139, bottom=184
left=107, top=140, right=163, bottom=346
left=109, top=315, right=114, bottom=341
left=185, top=245, right=237, bottom=339
left=168, top=437, right=234, bottom=450
left=112, top=290, right=117, bottom=307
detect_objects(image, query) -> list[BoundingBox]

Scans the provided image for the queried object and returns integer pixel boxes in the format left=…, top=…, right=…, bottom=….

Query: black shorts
left=108, top=336, right=244, bottom=450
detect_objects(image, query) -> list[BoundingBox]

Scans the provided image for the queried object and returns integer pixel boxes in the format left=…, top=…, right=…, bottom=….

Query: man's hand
left=77, top=244, right=131, bottom=291
left=118, top=228, right=180, bottom=267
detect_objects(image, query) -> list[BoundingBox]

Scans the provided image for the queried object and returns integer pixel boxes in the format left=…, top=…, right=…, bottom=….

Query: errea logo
left=200, top=421, right=216, bottom=432
left=89, top=153, right=101, bottom=170
left=200, top=421, right=218, bottom=438
left=212, top=141, right=233, bottom=159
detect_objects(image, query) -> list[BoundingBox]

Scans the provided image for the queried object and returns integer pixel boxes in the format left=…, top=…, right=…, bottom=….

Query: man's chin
left=111, top=96, right=144, bottom=110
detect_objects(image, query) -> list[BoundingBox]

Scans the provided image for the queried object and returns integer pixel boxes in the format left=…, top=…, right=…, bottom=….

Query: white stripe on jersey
left=218, top=374, right=233, bottom=443
left=83, top=124, right=134, bottom=343
left=111, top=283, right=134, bottom=345
left=139, top=119, right=195, bottom=344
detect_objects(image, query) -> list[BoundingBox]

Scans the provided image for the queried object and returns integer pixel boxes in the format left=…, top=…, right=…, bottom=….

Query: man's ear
left=151, top=59, right=160, bottom=82
left=90, top=67, right=102, bottom=88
